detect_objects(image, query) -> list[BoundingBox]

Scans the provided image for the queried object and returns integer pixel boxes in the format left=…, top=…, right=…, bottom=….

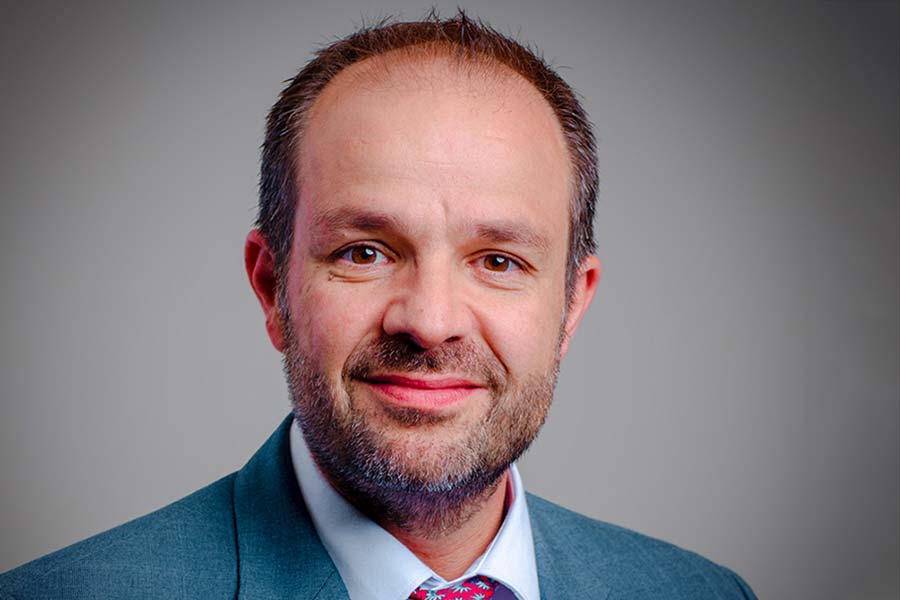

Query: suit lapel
left=529, top=494, right=611, bottom=600
left=233, top=415, right=350, bottom=600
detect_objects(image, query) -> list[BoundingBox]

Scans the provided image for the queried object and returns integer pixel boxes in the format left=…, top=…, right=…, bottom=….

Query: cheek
left=292, top=277, right=386, bottom=365
left=474, top=290, right=566, bottom=380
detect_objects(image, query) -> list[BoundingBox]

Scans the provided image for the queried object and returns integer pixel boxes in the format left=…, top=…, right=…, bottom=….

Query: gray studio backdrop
left=1, top=2, right=897, bottom=599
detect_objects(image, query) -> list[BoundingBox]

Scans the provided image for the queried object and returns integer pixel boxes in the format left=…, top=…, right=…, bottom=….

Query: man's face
left=266, top=58, right=595, bottom=516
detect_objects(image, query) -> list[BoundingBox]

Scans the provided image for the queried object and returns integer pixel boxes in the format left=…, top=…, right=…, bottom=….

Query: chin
left=368, top=430, right=484, bottom=485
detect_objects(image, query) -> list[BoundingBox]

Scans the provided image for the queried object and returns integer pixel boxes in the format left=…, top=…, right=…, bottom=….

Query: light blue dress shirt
left=290, top=421, right=540, bottom=600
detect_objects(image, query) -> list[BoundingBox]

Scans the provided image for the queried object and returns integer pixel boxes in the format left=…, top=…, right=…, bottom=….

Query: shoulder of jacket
left=526, top=493, right=757, bottom=599
left=0, top=473, right=239, bottom=599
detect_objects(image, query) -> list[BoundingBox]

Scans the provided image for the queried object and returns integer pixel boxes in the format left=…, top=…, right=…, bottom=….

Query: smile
left=360, top=374, right=485, bottom=411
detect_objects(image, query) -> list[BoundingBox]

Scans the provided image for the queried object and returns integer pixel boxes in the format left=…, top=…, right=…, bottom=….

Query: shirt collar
left=290, top=419, right=539, bottom=600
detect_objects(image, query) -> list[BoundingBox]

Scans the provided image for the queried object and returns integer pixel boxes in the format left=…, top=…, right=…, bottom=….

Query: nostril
left=395, top=332, right=428, bottom=352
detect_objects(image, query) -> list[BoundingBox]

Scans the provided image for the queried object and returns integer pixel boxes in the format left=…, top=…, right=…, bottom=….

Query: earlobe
left=244, top=229, right=286, bottom=352
left=559, top=255, right=601, bottom=358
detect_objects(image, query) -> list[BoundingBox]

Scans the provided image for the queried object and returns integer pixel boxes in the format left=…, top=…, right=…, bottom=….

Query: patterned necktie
left=408, top=575, right=500, bottom=600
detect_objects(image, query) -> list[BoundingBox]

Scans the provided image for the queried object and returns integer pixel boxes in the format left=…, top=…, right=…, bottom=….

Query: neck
left=382, top=470, right=509, bottom=580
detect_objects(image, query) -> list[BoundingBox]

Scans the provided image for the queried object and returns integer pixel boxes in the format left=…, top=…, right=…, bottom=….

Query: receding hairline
left=299, top=41, right=574, bottom=192
left=330, top=40, right=533, bottom=88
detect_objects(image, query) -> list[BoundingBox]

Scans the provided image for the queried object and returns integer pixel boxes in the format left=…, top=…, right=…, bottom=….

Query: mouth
left=358, top=374, right=486, bottom=412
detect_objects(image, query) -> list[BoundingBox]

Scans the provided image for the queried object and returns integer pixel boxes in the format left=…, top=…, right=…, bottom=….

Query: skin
left=246, top=54, right=600, bottom=579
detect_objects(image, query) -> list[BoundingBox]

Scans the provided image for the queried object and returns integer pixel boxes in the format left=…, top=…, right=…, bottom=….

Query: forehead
left=297, top=52, right=571, bottom=244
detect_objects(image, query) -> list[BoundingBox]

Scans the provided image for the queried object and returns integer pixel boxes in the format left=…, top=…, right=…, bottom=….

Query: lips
left=360, top=374, right=485, bottom=411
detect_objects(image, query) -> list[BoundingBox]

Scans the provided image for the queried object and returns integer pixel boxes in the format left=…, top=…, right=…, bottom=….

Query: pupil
left=488, top=256, right=507, bottom=270
left=354, top=247, right=375, bottom=263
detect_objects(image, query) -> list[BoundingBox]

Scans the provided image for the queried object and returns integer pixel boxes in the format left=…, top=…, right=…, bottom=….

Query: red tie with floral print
left=409, top=575, right=500, bottom=600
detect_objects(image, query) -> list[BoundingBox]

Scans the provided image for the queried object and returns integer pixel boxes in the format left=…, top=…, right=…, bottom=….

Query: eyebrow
left=314, top=206, right=405, bottom=234
left=465, top=219, right=552, bottom=252
left=312, top=206, right=552, bottom=252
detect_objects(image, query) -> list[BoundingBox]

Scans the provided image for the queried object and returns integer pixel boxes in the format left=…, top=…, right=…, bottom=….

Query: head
left=246, top=11, right=600, bottom=533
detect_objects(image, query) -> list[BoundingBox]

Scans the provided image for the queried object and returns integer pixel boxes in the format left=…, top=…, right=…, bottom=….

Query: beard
left=281, top=316, right=560, bottom=537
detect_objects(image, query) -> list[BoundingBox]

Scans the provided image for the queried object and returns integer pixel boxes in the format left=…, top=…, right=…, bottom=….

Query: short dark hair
left=257, top=10, right=597, bottom=298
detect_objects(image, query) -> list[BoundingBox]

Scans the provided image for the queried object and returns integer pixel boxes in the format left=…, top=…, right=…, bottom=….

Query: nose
left=381, top=259, right=472, bottom=350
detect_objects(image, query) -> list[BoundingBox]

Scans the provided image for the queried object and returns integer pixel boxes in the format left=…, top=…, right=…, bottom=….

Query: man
left=1, top=12, right=756, bottom=600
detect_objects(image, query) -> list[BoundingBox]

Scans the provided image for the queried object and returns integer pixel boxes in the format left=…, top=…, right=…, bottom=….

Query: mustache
left=343, top=335, right=506, bottom=393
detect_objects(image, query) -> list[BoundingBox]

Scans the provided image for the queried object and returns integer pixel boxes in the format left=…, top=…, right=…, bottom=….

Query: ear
left=559, top=255, right=601, bottom=358
left=245, top=229, right=285, bottom=352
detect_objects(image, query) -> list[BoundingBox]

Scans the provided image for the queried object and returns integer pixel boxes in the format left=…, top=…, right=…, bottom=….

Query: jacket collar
left=233, top=414, right=350, bottom=600
left=528, top=494, right=611, bottom=600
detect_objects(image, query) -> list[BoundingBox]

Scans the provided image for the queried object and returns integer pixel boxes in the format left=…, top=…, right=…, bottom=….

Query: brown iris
left=349, top=246, right=378, bottom=264
left=483, top=255, right=513, bottom=272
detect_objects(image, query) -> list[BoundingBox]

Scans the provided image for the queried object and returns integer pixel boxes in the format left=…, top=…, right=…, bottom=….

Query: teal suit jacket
left=0, top=417, right=756, bottom=599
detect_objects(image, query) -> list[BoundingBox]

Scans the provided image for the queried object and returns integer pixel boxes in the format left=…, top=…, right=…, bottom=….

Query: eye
left=480, top=254, right=521, bottom=273
left=338, top=245, right=390, bottom=266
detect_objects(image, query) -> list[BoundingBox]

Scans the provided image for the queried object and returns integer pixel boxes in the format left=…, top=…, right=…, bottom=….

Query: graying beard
left=279, top=292, right=560, bottom=536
